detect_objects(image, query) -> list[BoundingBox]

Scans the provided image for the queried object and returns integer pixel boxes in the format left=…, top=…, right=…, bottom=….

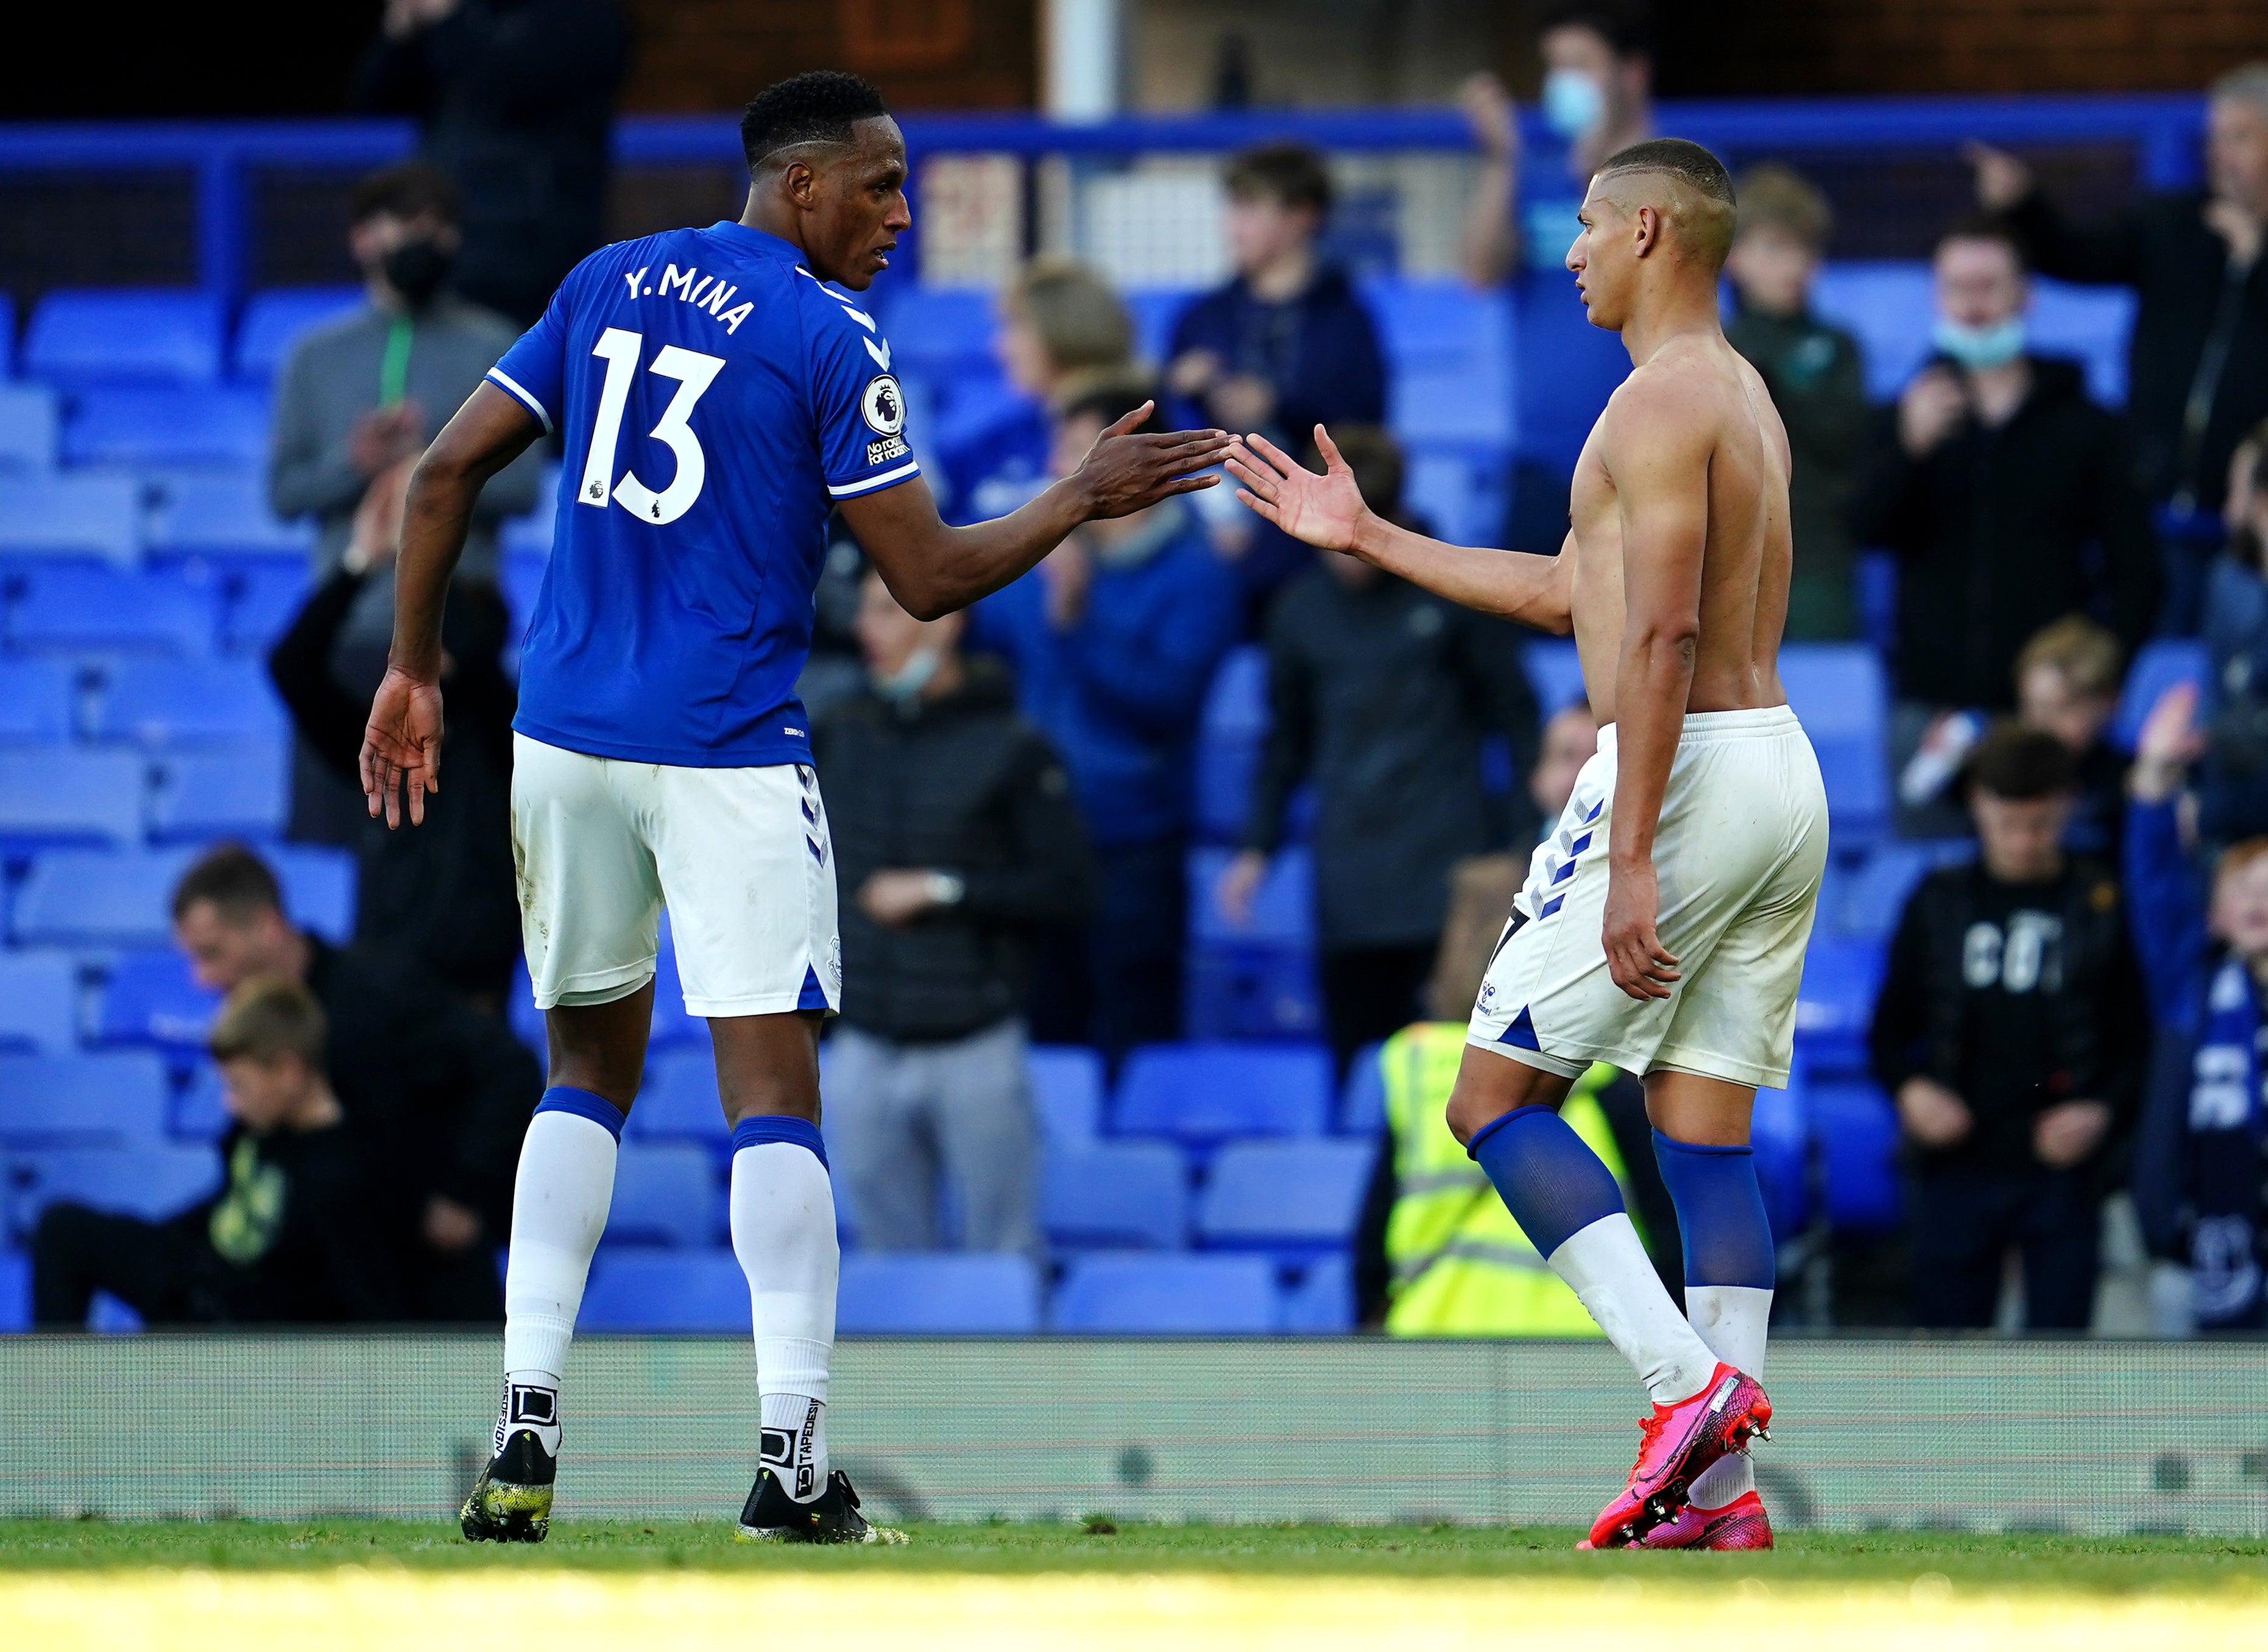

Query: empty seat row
left=0, top=743, right=291, bottom=851
left=5, top=844, right=353, bottom=949
left=15, top=288, right=361, bottom=389
left=0, top=655, right=288, bottom=746
left=0, top=557, right=309, bottom=658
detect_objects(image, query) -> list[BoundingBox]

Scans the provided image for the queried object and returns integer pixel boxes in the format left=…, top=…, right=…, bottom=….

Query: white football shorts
left=1467, top=704, right=1828, bottom=1089
left=510, top=733, right=842, bottom=1017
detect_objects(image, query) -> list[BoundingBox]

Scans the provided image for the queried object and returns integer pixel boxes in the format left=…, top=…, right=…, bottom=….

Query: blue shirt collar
left=704, top=221, right=811, bottom=268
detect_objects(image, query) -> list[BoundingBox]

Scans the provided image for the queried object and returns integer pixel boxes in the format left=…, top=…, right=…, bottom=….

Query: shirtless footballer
left=1228, top=138, right=1826, bottom=1552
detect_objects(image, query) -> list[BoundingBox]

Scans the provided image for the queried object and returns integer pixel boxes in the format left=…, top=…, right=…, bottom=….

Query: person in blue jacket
left=2124, top=679, right=2268, bottom=1330
left=1166, top=141, right=1386, bottom=617
left=970, top=380, right=1243, bottom=1060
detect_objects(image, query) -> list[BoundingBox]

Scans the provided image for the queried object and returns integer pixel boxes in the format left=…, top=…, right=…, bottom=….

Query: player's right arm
left=839, top=403, right=1232, bottom=622
left=1226, top=427, right=1572, bottom=633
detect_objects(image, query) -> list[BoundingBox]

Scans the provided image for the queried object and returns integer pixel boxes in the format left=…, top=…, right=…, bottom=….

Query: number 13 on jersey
left=580, top=327, right=726, bottom=526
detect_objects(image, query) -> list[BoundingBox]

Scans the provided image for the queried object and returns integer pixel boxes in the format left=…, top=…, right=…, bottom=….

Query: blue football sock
left=1652, top=1131, right=1775, bottom=1289
left=1466, top=1104, right=1627, bottom=1257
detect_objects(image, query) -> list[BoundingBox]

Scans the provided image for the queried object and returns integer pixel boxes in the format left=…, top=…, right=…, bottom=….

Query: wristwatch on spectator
left=925, top=871, right=967, bottom=907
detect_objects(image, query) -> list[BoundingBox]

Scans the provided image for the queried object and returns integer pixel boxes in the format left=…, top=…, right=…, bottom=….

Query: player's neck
left=1619, top=281, right=1725, bottom=366
left=739, top=188, right=814, bottom=268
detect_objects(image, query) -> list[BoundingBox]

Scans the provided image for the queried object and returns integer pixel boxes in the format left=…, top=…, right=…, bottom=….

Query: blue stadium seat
left=1832, top=839, right=1973, bottom=940
left=1193, top=644, right=1268, bottom=842
left=1028, top=1044, right=1104, bottom=1143
left=1522, top=639, right=1586, bottom=716
left=145, top=473, right=309, bottom=562
left=13, top=845, right=354, bottom=948
left=877, top=287, right=997, bottom=385
left=0, top=658, right=79, bottom=744
left=0, top=385, right=58, bottom=473
left=1809, top=263, right=1937, bottom=400
left=97, top=948, right=219, bottom=1052
left=1048, top=1252, right=1278, bottom=1333
left=2, top=1146, right=220, bottom=1240
left=1279, top=1252, right=1352, bottom=1333
left=94, top=659, right=287, bottom=747
left=1113, top=1042, right=1331, bottom=1142
left=0, top=751, right=146, bottom=848
left=1399, top=450, right=1508, bottom=550
left=1185, top=846, right=1320, bottom=1042
left=0, top=475, right=141, bottom=564
left=602, top=1143, right=722, bottom=1247
left=171, top=1063, right=230, bottom=1140
left=646, top=930, right=707, bottom=1049
left=1750, top=1066, right=1811, bottom=1239
left=578, top=1247, right=747, bottom=1331
left=1781, top=644, right=1889, bottom=838
left=147, top=744, right=289, bottom=842
left=0, top=955, right=80, bottom=1055
left=1792, top=937, right=1887, bottom=1078
left=1040, top=1141, right=1188, bottom=1250
left=1808, top=1080, right=1904, bottom=1232
left=61, top=385, right=271, bottom=469
left=231, top=288, right=364, bottom=383
left=2111, top=639, right=2210, bottom=754
left=23, top=290, right=226, bottom=385
left=217, top=563, right=312, bottom=654
left=2028, top=278, right=2136, bottom=406
left=267, top=845, right=357, bottom=942
left=1123, top=288, right=1196, bottom=364
left=0, top=294, right=12, bottom=377
left=0, top=1246, right=26, bottom=1333
left=1338, top=1041, right=1387, bottom=1135
left=1361, top=279, right=1513, bottom=371
left=1187, top=845, right=1314, bottom=946
left=7, top=565, right=216, bottom=656
left=837, top=1252, right=1042, bottom=1333
left=1390, top=362, right=1516, bottom=454
left=0, top=1053, right=171, bottom=1147
left=1195, top=1138, right=1374, bottom=1252
left=625, top=1047, right=721, bottom=1141
left=501, top=510, right=554, bottom=559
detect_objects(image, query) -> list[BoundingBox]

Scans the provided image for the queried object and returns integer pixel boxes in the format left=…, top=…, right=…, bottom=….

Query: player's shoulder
left=1603, top=342, right=1747, bottom=442
left=790, top=266, right=892, bottom=348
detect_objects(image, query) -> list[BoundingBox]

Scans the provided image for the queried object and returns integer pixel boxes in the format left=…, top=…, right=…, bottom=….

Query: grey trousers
left=824, top=1018, right=1040, bottom=1257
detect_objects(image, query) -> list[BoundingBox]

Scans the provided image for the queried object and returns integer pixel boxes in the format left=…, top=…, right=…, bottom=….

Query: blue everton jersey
left=488, top=221, right=919, bottom=767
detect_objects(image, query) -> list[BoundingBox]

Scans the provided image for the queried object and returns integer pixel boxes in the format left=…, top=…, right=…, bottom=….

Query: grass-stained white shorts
left=511, top=733, right=841, bottom=1017
left=1467, top=704, right=1828, bottom=1089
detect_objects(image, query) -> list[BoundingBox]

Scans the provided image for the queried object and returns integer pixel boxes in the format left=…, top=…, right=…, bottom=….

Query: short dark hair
left=740, top=71, right=890, bottom=171
left=210, top=975, right=327, bottom=1069
left=1060, top=375, right=1164, bottom=437
left=1965, top=720, right=2078, bottom=801
left=349, top=161, right=459, bottom=229
left=172, top=843, right=283, bottom=925
left=1599, top=138, right=1736, bottom=212
left=1224, top=141, right=1332, bottom=215
left=1935, top=211, right=2029, bottom=271
left=1536, top=0, right=1655, bottom=58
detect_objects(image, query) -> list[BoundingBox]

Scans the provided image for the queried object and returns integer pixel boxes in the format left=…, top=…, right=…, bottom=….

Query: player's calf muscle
left=1444, top=1046, right=1575, bottom=1144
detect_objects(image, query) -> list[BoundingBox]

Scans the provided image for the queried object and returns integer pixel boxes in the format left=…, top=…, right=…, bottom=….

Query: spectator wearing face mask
left=1723, top=165, right=1870, bottom=642
left=1853, top=216, right=2158, bottom=838
left=1458, top=1, right=1658, bottom=533
left=2194, top=420, right=2268, bottom=843
left=267, top=161, right=543, bottom=846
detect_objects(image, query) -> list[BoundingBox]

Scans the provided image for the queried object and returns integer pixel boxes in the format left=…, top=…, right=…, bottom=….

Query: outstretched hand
left=1226, top=427, right=1369, bottom=553
left=359, top=665, right=445, bottom=829
left=1070, top=402, right=1231, bottom=520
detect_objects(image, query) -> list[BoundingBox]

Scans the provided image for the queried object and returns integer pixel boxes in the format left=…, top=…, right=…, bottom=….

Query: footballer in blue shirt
left=358, top=71, right=1229, bottom=1546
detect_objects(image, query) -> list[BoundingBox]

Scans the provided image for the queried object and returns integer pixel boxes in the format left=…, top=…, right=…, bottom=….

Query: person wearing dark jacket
left=33, top=978, right=403, bottom=1327
left=2121, top=679, right=2268, bottom=1331
left=351, top=0, right=630, bottom=325
left=1853, top=218, right=2158, bottom=834
left=268, top=467, right=521, bottom=1010
left=1213, top=428, right=1539, bottom=1070
left=1869, top=723, right=2149, bottom=1330
left=1970, top=66, right=2268, bottom=527
left=1167, top=141, right=1387, bottom=614
left=166, top=846, right=540, bottom=1319
left=816, top=573, right=1095, bottom=1255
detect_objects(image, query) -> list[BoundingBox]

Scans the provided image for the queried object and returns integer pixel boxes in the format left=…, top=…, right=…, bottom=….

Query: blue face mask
left=1932, top=315, right=2027, bottom=370
left=1541, top=69, right=1605, bottom=140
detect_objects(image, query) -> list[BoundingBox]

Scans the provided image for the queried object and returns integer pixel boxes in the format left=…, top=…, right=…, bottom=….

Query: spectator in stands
left=941, top=259, right=1137, bottom=527
left=1214, top=428, right=1538, bottom=1071
left=1528, top=700, right=1599, bottom=834
left=1853, top=216, right=2158, bottom=837
left=1723, top=164, right=1870, bottom=641
left=352, top=0, right=630, bottom=326
left=816, top=574, right=1095, bottom=1255
left=1166, top=143, right=1387, bottom=608
left=1869, top=723, right=2148, bottom=1330
left=1971, top=63, right=2268, bottom=614
left=2124, top=682, right=2268, bottom=1331
left=267, top=161, right=541, bottom=846
left=2195, top=419, right=2268, bottom=843
left=970, top=381, right=1242, bottom=1061
left=32, top=978, right=402, bottom=1327
left=267, top=465, right=521, bottom=1010
left=2012, top=616, right=2129, bottom=860
left=169, top=846, right=539, bottom=1318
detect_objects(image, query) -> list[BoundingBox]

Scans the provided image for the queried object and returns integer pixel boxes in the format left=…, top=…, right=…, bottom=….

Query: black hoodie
left=1851, top=354, right=2158, bottom=711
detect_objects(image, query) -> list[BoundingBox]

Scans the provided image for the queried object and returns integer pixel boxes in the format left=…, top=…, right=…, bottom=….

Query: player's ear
left=780, top=159, right=819, bottom=210
left=1633, top=203, right=1663, bottom=260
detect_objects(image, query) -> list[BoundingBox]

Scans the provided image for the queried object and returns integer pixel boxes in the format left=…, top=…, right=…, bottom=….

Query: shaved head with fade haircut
left=739, top=70, right=890, bottom=172
left=1593, top=137, right=1738, bottom=272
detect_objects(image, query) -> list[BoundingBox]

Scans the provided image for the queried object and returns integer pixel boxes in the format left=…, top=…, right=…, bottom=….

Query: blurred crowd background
left=3, top=0, right=2268, bottom=1343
